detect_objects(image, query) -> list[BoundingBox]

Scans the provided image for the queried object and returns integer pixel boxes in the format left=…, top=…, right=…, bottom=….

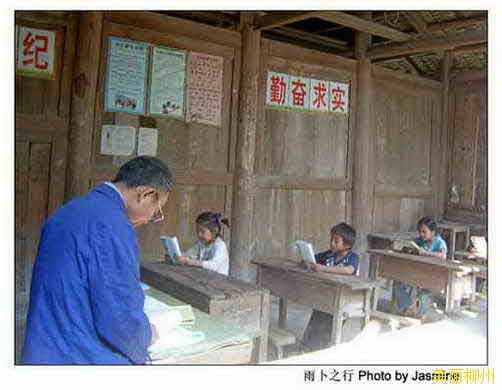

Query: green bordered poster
left=105, top=37, right=149, bottom=115
left=148, top=46, right=186, bottom=119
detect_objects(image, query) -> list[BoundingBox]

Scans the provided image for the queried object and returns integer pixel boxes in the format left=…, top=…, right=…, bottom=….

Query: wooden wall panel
left=446, top=78, right=487, bottom=228
left=252, top=39, right=356, bottom=262
left=371, top=71, right=442, bottom=235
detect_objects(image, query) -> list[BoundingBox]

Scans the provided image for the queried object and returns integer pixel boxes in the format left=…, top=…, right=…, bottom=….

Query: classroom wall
left=89, top=12, right=242, bottom=260
left=14, top=11, right=457, bottom=360
left=252, top=39, right=357, bottom=260
left=445, top=76, right=487, bottom=234
left=371, top=67, right=443, bottom=234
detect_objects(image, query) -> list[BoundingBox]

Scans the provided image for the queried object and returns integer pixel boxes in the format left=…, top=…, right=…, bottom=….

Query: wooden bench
left=269, top=326, right=296, bottom=360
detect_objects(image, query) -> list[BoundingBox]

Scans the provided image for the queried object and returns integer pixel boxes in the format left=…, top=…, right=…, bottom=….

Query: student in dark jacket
left=301, top=223, right=359, bottom=351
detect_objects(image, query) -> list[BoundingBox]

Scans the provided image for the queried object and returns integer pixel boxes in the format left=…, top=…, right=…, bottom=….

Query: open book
left=392, top=239, right=421, bottom=254
left=160, top=236, right=182, bottom=263
left=293, top=240, right=317, bottom=263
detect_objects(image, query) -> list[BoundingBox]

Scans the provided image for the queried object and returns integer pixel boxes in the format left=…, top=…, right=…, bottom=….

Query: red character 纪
left=270, top=75, right=287, bottom=105
left=291, top=80, right=307, bottom=107
left=313, top=81, right=327, bottom=109
left=22, top=32, right=49, bottom=70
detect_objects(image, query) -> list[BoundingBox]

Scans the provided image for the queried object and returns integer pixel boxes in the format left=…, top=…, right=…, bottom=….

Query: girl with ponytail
left=174, top=211, right=230, bottom=275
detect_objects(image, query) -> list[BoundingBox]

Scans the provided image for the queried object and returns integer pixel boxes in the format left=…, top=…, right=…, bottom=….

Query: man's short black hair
left=113, top=156, right=174, bottom=191
left=330, top=222, right=357, bottom=248
left=417, top=216, right=437, bottom=234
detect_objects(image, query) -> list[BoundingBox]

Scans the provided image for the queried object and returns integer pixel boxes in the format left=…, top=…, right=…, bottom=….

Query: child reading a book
left=393, top=216, right=448, bottom=318
left=174, top=211, right=230, bottom=276
left=302, top=223, right=359, bottom=350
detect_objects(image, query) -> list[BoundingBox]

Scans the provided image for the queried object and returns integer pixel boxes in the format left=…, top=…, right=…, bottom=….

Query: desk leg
left=278, top=297, right=288, bottom=329
left=368, top=254, right=380, bottom=311
left=257, top=290, right=270, bottom=363
left=450, top=230, right=456, bottom=260
left=330, top=287, right=345, bottom=346
left=465, top=227, right=471, bottom=251
left=445, top=270, right=456, bottom=314
left=361, top=289, right=371, bottom=329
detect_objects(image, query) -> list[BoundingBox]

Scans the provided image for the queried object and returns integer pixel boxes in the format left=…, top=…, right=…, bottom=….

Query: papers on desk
left=144, top=293, right=195, bottom=326
left=144, top=294, right=204, bottom=356
left=293, top=240, right=316, bottom=263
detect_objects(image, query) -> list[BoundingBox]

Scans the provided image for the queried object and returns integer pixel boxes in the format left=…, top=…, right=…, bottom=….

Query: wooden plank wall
left=252, top=40, right=357, bottom=260
left=369, top=67, right=443, bottom=234
left=15, top=11, right=78, bottom=361
left=445, top=77, right=487, bottom=232
left=90, top=13, right=242, bottom=261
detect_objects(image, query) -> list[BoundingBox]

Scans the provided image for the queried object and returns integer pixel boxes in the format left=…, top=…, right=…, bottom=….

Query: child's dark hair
left=417, top=216, right=438, bottom=234
left=330, top=222, right=356, bottom=248
left=196, top=211, right=230, bottom=238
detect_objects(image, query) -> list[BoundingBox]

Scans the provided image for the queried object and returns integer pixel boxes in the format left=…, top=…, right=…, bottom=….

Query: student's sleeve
left=183, top=245, right=199, bottom=259
left=345, top=253, right=360, bottom=275
left=315, top=250, right=332, bottom=265
left=201, top=241, right=229, bottom=274
left=87, top=222, right=151, bottom=364
left=436, top=238, right=448, bottom=257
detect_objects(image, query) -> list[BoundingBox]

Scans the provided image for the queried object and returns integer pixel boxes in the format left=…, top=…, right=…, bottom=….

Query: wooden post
left=351, top=12, right=375, bottom=279
left=66, top=12, right=103, bottom=200
left=230, top=12, right=260, bottom=283
left=439, top=50, right=452, bottom=218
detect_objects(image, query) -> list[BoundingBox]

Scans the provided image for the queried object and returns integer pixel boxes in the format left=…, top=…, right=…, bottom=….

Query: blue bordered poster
left=105, top=37, right=149, bottom=115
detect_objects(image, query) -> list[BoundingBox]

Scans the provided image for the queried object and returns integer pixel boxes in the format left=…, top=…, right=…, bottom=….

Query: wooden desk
left=252, top=258, right=382, bottom=346
left=367, top=249, right=478, bottom=313
left=146, top=288, right=254, bottom=364
left=141, top=261, right=270, bottom=362
left=438, top=221, right=471, bottom=259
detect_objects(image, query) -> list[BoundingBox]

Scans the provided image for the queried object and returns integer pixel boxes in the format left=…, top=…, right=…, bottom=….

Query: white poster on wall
left=100, top=125, right=136, bottom=156
left=137, top=127, right=158, bottom=156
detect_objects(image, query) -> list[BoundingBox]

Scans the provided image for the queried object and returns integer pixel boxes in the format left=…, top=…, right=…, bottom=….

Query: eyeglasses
left=150, top=199, right=165, bottom=224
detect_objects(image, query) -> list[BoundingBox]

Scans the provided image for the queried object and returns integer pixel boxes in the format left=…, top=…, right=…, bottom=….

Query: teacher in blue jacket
left=22, top=156, right=174, bottom=364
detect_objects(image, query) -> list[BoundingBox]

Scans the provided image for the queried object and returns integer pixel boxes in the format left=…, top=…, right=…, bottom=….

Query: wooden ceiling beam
left=403, top=11, right=428, bottom=33
left=366, top=29, right=487, bottom=59
left=404, top=56, right=423, bottom=76
left=317, top=11, right=412, bottom=42
left=453, top=42, right=487, bottom=54
left=254, top=11, right=320, bottom=31
left=427, top=16, right=486, bottom=33
left=272, top=26, right=348, bottom=50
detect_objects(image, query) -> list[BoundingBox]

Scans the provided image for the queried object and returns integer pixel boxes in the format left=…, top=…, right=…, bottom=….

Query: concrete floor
left=268, top=294, right=488, bottom=364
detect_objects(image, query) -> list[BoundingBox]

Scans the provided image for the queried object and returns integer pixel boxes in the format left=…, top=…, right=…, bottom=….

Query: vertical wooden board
left=373, top=196, right=401, bottom=233
left=449, top=88, right=478, bottom=208
left=475, top=84, right=487, bottom=213
left=429, top=93, right=443, bottom=217
left=374, top=86, right=387, bottom=185
left=265, top=109, right=287, bottom=175
left=399, top=197, right=425, bottom=232
left=15, top=142, right=30, bottom=294
left=25, top=143, right=52, bottom=288
left=286, top=190, right=303, bottom=257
